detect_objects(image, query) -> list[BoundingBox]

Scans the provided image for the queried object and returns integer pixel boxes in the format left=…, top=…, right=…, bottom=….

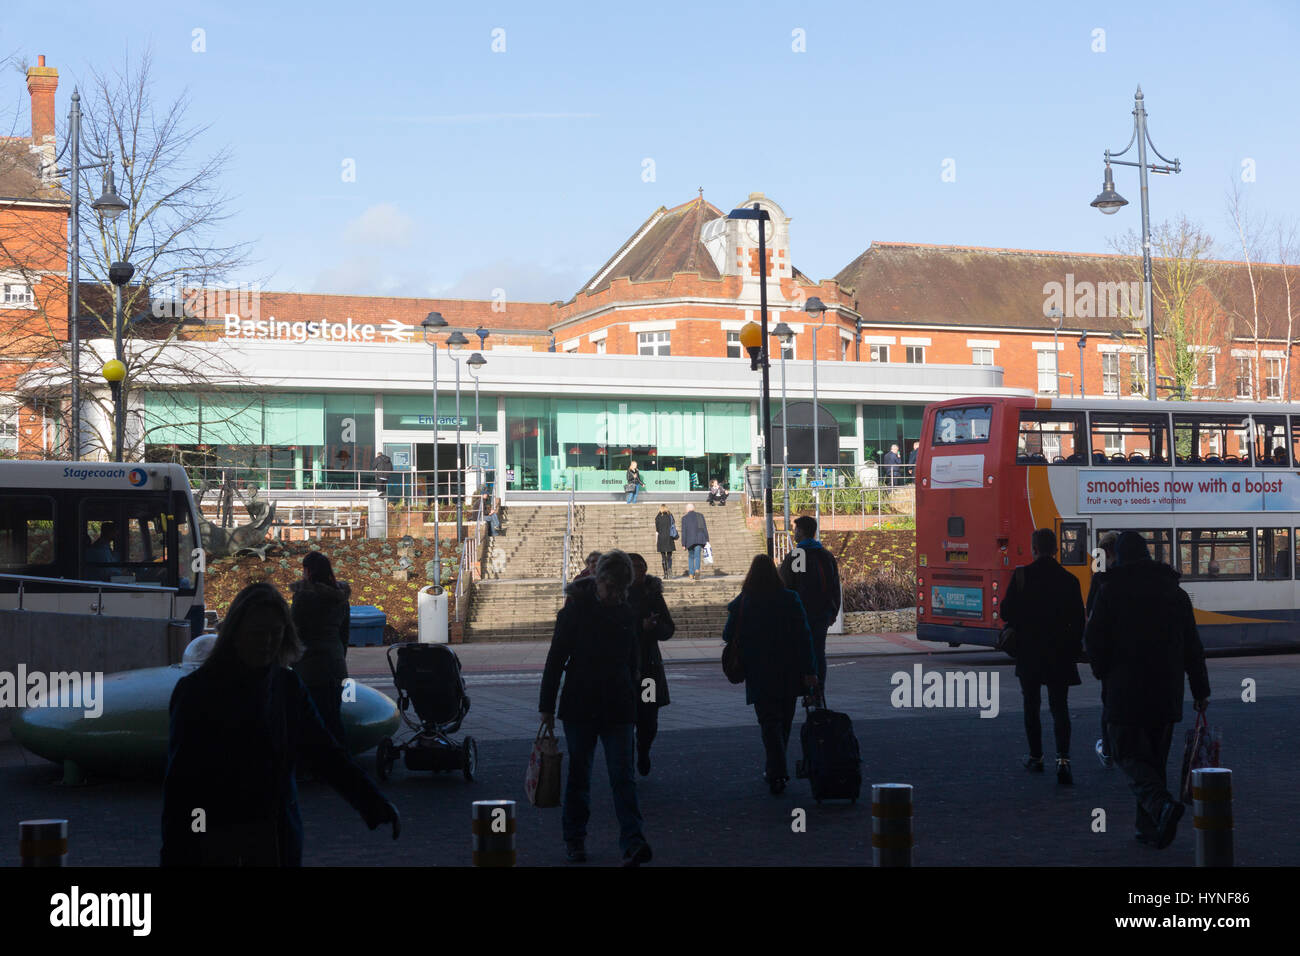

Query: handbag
left=669, top=517, right=678, bottom=539
left=995, top=566, right=1025, bottom=656
left=1179, top=709, right=1221, bottom=804
left=525, top=721, right=563, bottom=808
left=721, top=600, right=745, bottom=684
left=624, top=482, right=637, bottom=493
left=702, top=542, right=713, bottom=565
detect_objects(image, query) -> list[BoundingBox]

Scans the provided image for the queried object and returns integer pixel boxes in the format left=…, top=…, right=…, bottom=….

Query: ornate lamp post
left=420, top=311, right=447, bottom=583
left=773, top=321, right=794, bottom=532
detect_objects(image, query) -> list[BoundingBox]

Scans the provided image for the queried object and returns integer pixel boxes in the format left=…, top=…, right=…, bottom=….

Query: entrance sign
left=223, top=315, right=416, bottom=344
left=1078, top=470, right=1300, bottom=513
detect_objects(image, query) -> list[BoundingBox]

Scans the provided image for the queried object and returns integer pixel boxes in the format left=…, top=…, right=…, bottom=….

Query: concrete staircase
left=466, top=501, right=764, bottom=642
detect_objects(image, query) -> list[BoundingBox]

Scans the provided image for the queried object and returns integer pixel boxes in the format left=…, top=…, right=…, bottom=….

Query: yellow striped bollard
left=871, top=783, right=913, bottom=867
left=1192, top=767, right=1233, bottom=867
left=20, top=819, right=68, bottom=867
left=472, top=800, right=516, bottom=867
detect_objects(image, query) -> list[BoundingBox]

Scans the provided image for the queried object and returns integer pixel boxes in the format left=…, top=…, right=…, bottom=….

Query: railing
left=774, top=530, right=795, bottom=564
left=561, top=486, right=575, bottom=590
left=0, top=572, right=180, bottom=618
left=454, top=494, right=487, bottom=622
left=185, top=465, right=491, bottom=512
left=765, top=483, right=917, bottom=532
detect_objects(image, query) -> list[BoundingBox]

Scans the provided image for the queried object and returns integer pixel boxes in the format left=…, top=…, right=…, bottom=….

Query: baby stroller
left=376, top=643, right=477, bottom=782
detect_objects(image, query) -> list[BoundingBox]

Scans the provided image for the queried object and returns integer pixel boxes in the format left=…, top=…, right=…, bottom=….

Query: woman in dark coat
left=625, top=460, right=646, bottom=504
left=627, top=553, right=675, bottom=777
left=722, top=554, right=818, bottom=794
left=161, top=582, right=398, bottom=866
left=290, top=551, right=351, bottom=745
left=654, top=504, right=676, bottom=576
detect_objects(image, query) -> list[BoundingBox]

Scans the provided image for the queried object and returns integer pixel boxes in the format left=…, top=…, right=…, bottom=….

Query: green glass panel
left=705, top=401, right=751, bottom=453
left=201, top=395, right=263, bottom=445
left=829, top=402, right=857, bottom=437
left=264, top=394, right=324, bottom=446
left=143, top=392, right=200, bottom=444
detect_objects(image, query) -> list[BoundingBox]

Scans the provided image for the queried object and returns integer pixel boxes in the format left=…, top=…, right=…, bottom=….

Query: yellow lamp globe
left=101, top=359, right=126, bottom=383
left=738, top=321, right=762, bottom=352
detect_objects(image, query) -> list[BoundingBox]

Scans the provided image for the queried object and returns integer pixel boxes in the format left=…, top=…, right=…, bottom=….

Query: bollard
left=20, top=819, right=68, bottom=867
left=471, top=800, right=516, bottom=867
left=1192, top=767, right=1233, bottom=867
left=871, top=783, right=913, bottom=867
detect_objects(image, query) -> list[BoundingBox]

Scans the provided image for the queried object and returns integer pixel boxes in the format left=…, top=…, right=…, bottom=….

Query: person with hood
left=162, top=582, right=398, bottom=866
left=290, top=551, right=352, bottom=745
left=680, top=502, right=709, bottom=581
left=778, top=515, right=841, bottom=690
left=723, top=554, right=818, bottom=794
left=627, top=553, right=675, bottom=776
left=1085, top=531, right=1210, bottom=850
left=1085, top=531, right=1119, bottom=769
left=654, top=504, right=677, bottom=577
left=999, top=527, right=1086, bottom=785
left=539, top=550, right=652, bottom=867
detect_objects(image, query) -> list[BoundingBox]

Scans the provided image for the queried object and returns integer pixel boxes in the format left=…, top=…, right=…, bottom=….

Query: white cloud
left=437, top=260, right=586, bottom=303
left=342, top=203, right=417, bottom=248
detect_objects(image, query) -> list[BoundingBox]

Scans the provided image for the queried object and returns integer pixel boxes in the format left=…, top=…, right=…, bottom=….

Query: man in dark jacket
left=1085, top=531, right=1118, bottom=769
left=906, top=441, right=919, bottom=482
left=778, top=515, right=841, bottom=690
left=680, top=503, right=709, bottom=581
left=290, top=573, right=351, bottom=745
left=372, top=452, right=392, bottom=498
left=999, top=527, right=1085, bottom=785
left=627, top=553, right=675, bottom=777
left=882, top=444, right=902, bottom=486
left=1085, top=531, right=1210, bottom=850
left=540, top=550, right=652, bottom=867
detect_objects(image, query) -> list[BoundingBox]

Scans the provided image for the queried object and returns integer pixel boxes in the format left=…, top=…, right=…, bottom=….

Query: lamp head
left=803, top=296, right=826, bottom=320
left=421, top=312, right=447, bottom=343
left=101, top=359, right=126, bottom=383
left=738, top=320, right=763, bottom=369
left=446, top=330, right=469, bottom=349
left=91, top=162, right=129, bottom=222
left=467, top=352, right=486, bottom=370
left=772, top=321, right=794, bottom=344
left=1091, top=165, right=1128, bottom=215
left=108, top=261, right=135, bottom=287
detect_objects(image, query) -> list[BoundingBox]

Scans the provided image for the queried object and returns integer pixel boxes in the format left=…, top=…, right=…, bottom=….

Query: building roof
left=580, top=196, right=725, bottom=294
left=0, top=138, right=65, bottom=204
left=836, top=241, right=1300, bottom=340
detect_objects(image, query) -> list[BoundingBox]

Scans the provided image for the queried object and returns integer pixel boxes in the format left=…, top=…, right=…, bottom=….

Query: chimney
left=26, top=55, right=59, bottom=148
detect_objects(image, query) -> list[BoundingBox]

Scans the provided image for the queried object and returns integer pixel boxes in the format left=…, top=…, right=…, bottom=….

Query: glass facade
left=382, top=393, right=497, bottom=432
left=862, top=403, right=925, bottom=463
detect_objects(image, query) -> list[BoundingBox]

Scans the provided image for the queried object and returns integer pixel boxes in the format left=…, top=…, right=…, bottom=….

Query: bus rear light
left=991, top=581, right=998, bottom=591
left=992, top=611, right=999, bottom=621
left=986, top=476, right=994, bottom=484
left=991, top=596, right=998, bottom=606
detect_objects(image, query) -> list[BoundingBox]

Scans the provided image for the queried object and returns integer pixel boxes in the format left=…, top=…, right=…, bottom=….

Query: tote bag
left=525, top=722, right=563, bottom=808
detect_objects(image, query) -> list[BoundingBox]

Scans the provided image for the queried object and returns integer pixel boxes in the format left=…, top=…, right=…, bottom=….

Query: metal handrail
left=0, top=571, right=180, bottom=617
left=561, top=486, right=575, bottom=590
left=453, top=494, right=486, bottom=622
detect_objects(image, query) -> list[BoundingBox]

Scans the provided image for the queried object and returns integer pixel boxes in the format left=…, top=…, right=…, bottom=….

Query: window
left=905, top=345, right=925, bottom=364
left=80, top=497, right=178, bottom=586
left=726, top=331, right=741, bottom=359
left=0, top=495, right=56, bottom=572
left=1097, top=528, right=1174, bottom=567
left=932, top=405, right=992, bottom=445
left=971, top=348, right=993, bottom=366
left=2, top=282, right=33, bottom=305
left=1102, top=353, right=1120, bottom=396
left=1173, top=414, right=1252, bottom=466
left=780, top=339, right=793, bottom=360
left=1129, top=352, right=1147, bottom=395
left=870, top=345, right=890, bottom=362
left=1236, top=356, right=1252, bottom=399
left=1016, top=411, right=1085, bottom=464
left=840, top=338, right=849, bottom=361
left=1089, top=412, right=1169, bottom=465
left=0, top=399, right=17, bottom=454
left=637, top=331, right=670, bottom=356
left=1037, top=350, right=1058, bottom=395
left=1058, top=522, right=1088, bottom=566
left=1197, top=352, right=1217, bottom=388
left=1254, top=416, right=1289, bottom=467
left=1178, top=528, right=1251, bottom=581
left=1257, top=528, right=1291, bottom=580
left=595, top=338, right=607, bottom=355
left=1266, top=357, right=1283, bottom=399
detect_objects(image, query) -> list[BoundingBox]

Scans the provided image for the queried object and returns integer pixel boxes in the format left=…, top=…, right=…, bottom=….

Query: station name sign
left=223, top=315, right=414, bottom=343
left=1079, top=469, right=1300, bottom=512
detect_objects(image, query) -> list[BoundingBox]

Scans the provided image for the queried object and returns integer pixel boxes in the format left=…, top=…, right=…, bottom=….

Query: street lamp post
left=1047, top=307, right=1064, bottom=395
left=103, top=261, right=134, bottom=462
left=804, top=297, right=831, bottom=526
left=421, top=312, right=448, bottom=584
left=1077, top=331, right=1088, bottom=398
left=729, top=203, right=775, bottom=559
left=773, top=322, right=794, bottom=533
left=468, top=352, right=487, bottom=505
left=446, top=330, right=470, bottom=546
left=1091, top=86, right=1181, bottom=401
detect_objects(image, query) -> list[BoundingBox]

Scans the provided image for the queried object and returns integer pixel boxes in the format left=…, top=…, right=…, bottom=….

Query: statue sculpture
left=195, top=474, right=280, bottom=560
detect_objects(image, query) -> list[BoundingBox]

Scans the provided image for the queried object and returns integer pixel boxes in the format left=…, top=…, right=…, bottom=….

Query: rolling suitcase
left=795, top=693, right=861, bottom=803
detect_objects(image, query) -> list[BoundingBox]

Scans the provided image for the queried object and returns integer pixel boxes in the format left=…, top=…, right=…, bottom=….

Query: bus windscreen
left=933, top=405, right=992, bottom=445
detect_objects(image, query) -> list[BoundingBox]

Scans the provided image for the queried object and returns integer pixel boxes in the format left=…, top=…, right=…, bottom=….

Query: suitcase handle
left=802, top=690, right=828, bottom=710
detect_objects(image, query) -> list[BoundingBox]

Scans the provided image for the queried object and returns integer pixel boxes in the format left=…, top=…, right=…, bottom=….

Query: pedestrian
left=627, top=553, right=675, bottom=776
left=625, top=460, right=645, bottom=504
left=654, top=503, right=677, bottom=577
left=372, top=451, right=392, bottom=498
left=289, top=552, right=352, bottom=745
left=882, top=444, right=902, bottom=486
left=722, top=554, right=819, bottom=794
left=574, top=550, right=601, bottom=581
left=680, top=502, right=709, bottom=581
left=777, top=515, right=842, bottom=690
left=484, top=499, right=502, bottom=537
left=161, top=582, right=398, bottom=866
left=999, top=527, right=1086, bottom=785
left=907, top=441, right=920, bottom=482
left=539, top=550, right=653, bottom=867
left=707, top=479, right=728, bottom=506
left=1085, top=531, right=1119, bottom=769
left=1084, top=531, right=1210, bottom=849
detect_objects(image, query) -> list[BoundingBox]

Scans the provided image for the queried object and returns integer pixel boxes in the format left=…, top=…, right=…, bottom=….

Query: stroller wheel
left=377, top=737, right=396, bottom=781
left=462, top=736, right=477, bottom=782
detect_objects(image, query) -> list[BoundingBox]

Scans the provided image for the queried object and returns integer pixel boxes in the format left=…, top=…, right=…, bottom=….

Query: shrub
left=842, top=564, right=915, bottom=612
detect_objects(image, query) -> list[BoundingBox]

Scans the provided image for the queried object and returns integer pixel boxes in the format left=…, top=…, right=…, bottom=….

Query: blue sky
left=4, top=0, right=1298, bottom=302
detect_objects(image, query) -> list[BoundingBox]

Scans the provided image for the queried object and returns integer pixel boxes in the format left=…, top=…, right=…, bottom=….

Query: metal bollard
left=20, top=819, right=68, bottom=867
left=1192, top=767, right=1233, bottom=867
left=471, top=800, right=516, bottom=867
left=871, top=783, right=913, bottom=867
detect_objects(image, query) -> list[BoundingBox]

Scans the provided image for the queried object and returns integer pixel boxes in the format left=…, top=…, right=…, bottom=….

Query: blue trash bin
left=349, top=605, right=386, bottom=646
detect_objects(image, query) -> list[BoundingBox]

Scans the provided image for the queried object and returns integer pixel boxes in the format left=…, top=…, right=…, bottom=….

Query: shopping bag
left=525, top=722, right=563, bottom=808
left=1179, top=709, right=1221, bottom=804
left=702, top=542, right=714, bottom=565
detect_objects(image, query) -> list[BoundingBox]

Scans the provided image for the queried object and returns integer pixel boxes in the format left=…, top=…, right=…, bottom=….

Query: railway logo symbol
left=128, top=468, right=148, bottom=487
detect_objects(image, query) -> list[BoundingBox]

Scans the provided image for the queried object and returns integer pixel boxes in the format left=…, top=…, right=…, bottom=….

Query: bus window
left=1097, top=528, right=1173, bottom=566
left=1173, top=414, right=1252, bottom=466
left=1254, top=416, right=1288, bottom=467
left=1058, top=522, right=1088, bottom=565
left=1257, top=528, right=1291, bottom=580
left=0, top=496, right=56, bottom=573
left=933, top=405, right=992, bottom=445
left=173, top=505, right=199, bottom=594
left=1089, top=412, right=1169, bottom=465
left=1178, top=528, right=1252, bottom=581
left=1017, top=411, right=1084, bottom=464
left=81, top=497, right=177, bottom=586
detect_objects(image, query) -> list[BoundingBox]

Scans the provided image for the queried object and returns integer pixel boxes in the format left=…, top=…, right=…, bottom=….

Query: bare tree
left=1275, top=220, right=1299, bottom=401
left=0, top=48, right=263, bottom=461
left=1226, top=181, right=1267, bottom=401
